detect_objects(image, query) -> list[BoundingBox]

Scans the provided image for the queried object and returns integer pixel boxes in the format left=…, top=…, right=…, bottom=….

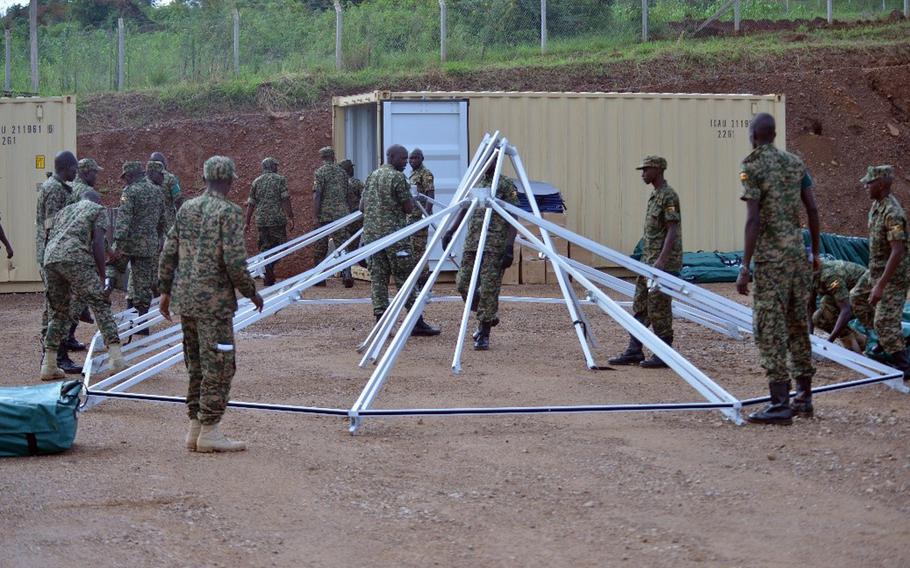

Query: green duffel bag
left=0, top=380, right=82, bottom=457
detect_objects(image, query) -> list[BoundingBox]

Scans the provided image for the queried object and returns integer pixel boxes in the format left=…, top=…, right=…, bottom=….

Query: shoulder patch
left=740, top=172, right=748, bottom=182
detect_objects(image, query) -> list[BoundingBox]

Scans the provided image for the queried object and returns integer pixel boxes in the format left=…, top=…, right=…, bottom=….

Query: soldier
left=313, top=146, right=354, bottom=288
left=609, top=156, right=682, bottom=368
left=112, top=161, right=166, bottom=335
left=736, top=113, right=820, bottom=424
left=340, top=159, right=364, bottom=213
left=808, top=257, right=867, bottom=353
left=159, top=156, right=264, bottom=453
left=442, top=159, right=519, bottom=350
left=69, top=158, right=103, bottom=204
left=39, top=190, right=127, bottom=381
left=408, top=148, right=435, bottom=287
left=361, top=144, right=440, bottom=336
left=853, top=165, right=910, bottom=379
left=36, top=151, right=81, bottom=374
left=245, top=157, right=295, bottom=286
left=150, top=151, right=182, bottom=228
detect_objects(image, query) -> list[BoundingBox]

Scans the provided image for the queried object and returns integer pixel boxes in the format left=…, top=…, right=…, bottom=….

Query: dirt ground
left=2, top=280, right=909, bottom=567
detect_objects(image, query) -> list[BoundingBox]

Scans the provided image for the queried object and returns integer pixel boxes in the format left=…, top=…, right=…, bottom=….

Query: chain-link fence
left=2, top=0, right=907, bottom=96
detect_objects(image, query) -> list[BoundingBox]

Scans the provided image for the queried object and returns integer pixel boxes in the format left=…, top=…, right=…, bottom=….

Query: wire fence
left=1, top=0, right=907, bottom=96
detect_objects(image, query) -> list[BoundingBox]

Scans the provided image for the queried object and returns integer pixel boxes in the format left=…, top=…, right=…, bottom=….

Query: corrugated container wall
left=333, top=91, right=785, bottom=260
left=0, top=96, right=78, bottom=292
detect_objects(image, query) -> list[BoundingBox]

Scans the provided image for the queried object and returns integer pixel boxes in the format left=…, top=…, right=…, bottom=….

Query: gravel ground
left=2, top=281, right=909, bottom=567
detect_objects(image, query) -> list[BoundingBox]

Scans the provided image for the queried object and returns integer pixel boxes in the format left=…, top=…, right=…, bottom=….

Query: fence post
left=905, top=0, right=909, bottom=17
left=334, top=0, right=343, bottom=71
left=4, top=29, right=10, bottom=91
left=827, top=0, right=833, bottom=23
left=29, top=0, right=38, bottom=93
left=232, top=9, right=240, bottom=74
left=734, top=0, right=741, bottom=32
left=117, top=17, right=125, bottom=91
left=438, top=0, right=447, bottom=63
left=540, top=0, right=547, bottom=53
left=641, top=0, right=649, bottom=42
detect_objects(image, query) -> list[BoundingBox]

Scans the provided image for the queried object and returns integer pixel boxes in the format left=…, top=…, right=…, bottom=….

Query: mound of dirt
left=665, top=12, right=906, bottom=38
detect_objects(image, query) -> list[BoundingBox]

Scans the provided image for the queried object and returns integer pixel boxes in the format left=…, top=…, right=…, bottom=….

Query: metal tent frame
left=80, top=133, right=908, bottom=434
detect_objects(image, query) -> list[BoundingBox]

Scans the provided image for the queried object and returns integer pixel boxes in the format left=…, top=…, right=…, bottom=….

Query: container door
left=382, top=100, right=468, bottom=270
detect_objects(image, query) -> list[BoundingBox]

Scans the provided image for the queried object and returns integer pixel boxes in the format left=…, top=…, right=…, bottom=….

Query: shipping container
left=332, top=91, right=785, bottom=269
left=0, top=95, right=78, bottom=293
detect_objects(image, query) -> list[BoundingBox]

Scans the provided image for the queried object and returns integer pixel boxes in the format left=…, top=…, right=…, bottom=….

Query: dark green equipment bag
left=0, top=380, right=82, bottom=457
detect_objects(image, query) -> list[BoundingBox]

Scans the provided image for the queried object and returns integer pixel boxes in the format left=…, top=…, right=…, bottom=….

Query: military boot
left=791, top=376, right=814, bottom=417
left=473, top=321, right=492, bottom=351
left=889, top=349, right=910, bottom=381
left=263, top=265, right=276, bottom=287
left=640, top=336, right=672, bottom=369
left=411, top=316, right=441, bottom=337
left=608, top=334, right=645, bottom=365
left=185, top=419, right=201, bottom=451
left=473, top=317, right=499, bottom=340
left=195, top=422, right=246, bottom=453
left=107, top=344, right=128, bottom=374
left=63, top=323, right=86, bottom=352
left=746, top=381, right=794, bottom=425
left=342, top=267, right=354, bottom=289
left=57, top=344, right=82, bottom=375
left=39, top=348, right=66, bottom=381
left=136, top=308, right=150, bottom=337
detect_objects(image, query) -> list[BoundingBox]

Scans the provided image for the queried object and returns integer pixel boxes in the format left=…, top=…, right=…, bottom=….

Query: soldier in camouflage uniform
left=35, top=151, right=82, bottom=374
left=361, top=145, right=440, bottom=336
left=159, top=156, right=264, bottom=453
left=809, top=258, right=867, bottom=353
left=854, top=165, right=910, bottom=379
left=39, top=190, right=127, bottom=381
left=408, top=148, right=435, bottom=287
left=112, top=161, right=166, bottom=334
left=340, top=159, right=364, bottom=243
left=443, top=161, right=519, bottom=350
left=736, top=113, right=821, bottom=424
left=245, top=157, right=294, bottom=286
left=313, top=146, right=354, bottom=288
left=609, top=156, right=682, bottom=369
left=150, top=151, right=182, bottom=230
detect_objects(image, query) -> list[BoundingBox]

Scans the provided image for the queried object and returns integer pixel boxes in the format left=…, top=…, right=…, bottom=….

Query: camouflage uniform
left=409, top=165, right=435, bottom=281
left=248, top=170, right=290, bottom=256
left=362, top=164, right=417, bottom=317
left=740, top=143, right=814, bottom=385
left=159, top=156, right=257, bottom=426
left=69, top=159, right=103, bottom=205
left=160, top=168, right=182, bottom=235
left=113, top=163, right=166, bottom=313
left=343, top=163, right=365, bottom=237
left=35, top=174, right=73, bottom=336
left=456, top=174, right=520, bottom=324
left=634, top=171, right=682, bottom=341
left=853, top=172, right=910, bottom=353
left=811, top=259, right=867, bottom=335
left=313, top=160, right=353, bottom=265
left=42, top=200, right=120, bottom=351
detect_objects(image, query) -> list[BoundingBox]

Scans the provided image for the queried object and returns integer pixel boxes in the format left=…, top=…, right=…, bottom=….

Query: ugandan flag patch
left=740, top=172, right=749, bottom=181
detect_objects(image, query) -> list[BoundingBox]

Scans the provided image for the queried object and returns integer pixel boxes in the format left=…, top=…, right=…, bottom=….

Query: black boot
left=473, top=317, right=499, bottom=340
left=411, top=316, right=441, bottom=337
left=640, top=336, right=672, bottom=369
left=56, top=343, right=82, bottom=375
left=263, top=265, right=276, bottom=287
left=608, top=334, right=645, bottom=365
left=473, top=321, right=492, bottom=351
left=136, top=307, right=150, bottom=337
left=888, top=349, right=910, bottom=381
left=747, top=381, right=794, bottom=425
left=342, top=267, right=354, bottom=289
left=791, top=376, right=814, bottom=417
left=78, top=307, right=94, bottom=324
left=63, top=322, right=86, bottom=352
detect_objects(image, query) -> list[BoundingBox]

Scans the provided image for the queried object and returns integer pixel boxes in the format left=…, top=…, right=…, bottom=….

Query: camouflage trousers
left=456, top=248, right=504, bottom=324
left=753, top=261, right=814, bottom=385
left=39, top=267, right=86, bottom=338
left=369, top=247, right=416, bottom=317
left=105, top=255, right=130, bottom=294
left=812, top=294, right=865, bottom=346
left=313, top=220, right=352, bottom=267
left=257, top=224, right=287, bottom=275
left=851, top=271, right=909, bottom=354
left=43, top=261, right=120, bottom=352
left=632, top=273, right=676, bottom=340
left=410, top=227, right=431, bottom=283
left=126, top=255, right=158, bottom=312
left=181, top=315, right=236, bottom=425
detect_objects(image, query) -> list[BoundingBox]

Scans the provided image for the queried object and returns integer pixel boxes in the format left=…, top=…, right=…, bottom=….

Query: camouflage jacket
left=407, top=166, right=435, bottom=224
left=740, top=143, right=807, bottom=264
left=314, top=162, right=350, bottom=222
left=35, top=174, right=73, bottom=266
left=868, top=193, right=910, bottom=280
left=158, top=170, right=181, bottom=234
left=44, top=200, right=108, bottom=268
left=248, top=172, right=290, bottom=227
left=159, top=190, right=257, bottom=320
left=464, top=175, right=520, bottom=254
left=361, top=164, right=412, bottom=248
left=813, top=259, right=866, bottom=303
left=347, top=177, right=365, bottom=213
left=641, top=182, right=682, bottom=271
left=114, top=177, right=166, bottom=258
left=68, top=179, right=94, bottom=205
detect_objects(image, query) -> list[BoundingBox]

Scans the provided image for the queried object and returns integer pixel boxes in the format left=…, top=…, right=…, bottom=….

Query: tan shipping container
left=0, top=95, right=78, bottom=293
left=332, top=91, right=785, bottom=266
